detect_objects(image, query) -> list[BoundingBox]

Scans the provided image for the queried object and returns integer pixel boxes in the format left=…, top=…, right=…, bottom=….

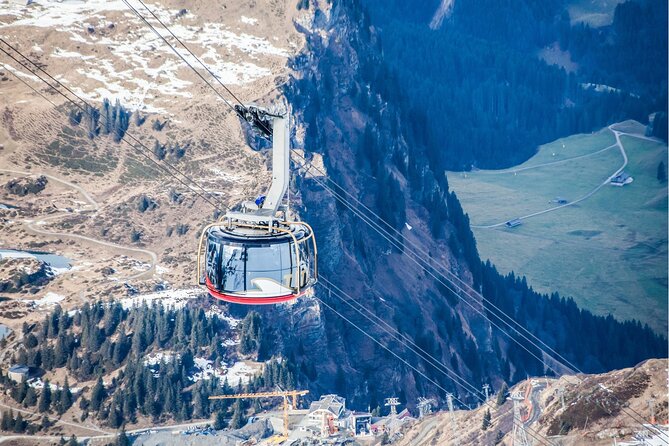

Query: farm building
left=505, top=219, right=522, bottom=228
left=611, top=171, right=634, bottom=186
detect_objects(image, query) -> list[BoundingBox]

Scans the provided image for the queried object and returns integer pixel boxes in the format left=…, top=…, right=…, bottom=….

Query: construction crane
left=209, top=389, right=309, bottom=440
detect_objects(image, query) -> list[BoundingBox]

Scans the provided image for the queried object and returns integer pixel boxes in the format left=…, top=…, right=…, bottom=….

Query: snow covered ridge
left=0, top=0, right=290, bottom=113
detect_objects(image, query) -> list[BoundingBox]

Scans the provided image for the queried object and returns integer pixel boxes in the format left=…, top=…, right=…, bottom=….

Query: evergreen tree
left=229, top=400, right=246, bottom=429
left=482, top=408, right=491, bottom=430
left=38, top=381, right=52, bottom=413
left=13, top=413, right=26, bottom=433
left=214, top=410, right=226, bottom=430
left=90, top=376, right=106, bottom=412
left=496, top=383, right=508, bottom=407
left=657, top=161, right=667, bottom=183
left=59, top=377, right=73, bottom=414
left=1, top=410, right=11, bottom=431
left=67, top=434, right=78, bottom=446
left=116, top=427, right=130, bottom=446
left=23, top=387, right=37, bottom=407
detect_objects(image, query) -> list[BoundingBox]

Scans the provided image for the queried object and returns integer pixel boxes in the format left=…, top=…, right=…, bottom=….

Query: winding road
left=471, top=125, right=643, bottom=229
left=1, top=168, right=157, bottom=280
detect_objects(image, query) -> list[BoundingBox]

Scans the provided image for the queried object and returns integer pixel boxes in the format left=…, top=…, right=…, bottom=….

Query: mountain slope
left=396, top=358, right=668, bottom=446
left=278, top=0, right=666, bottom=408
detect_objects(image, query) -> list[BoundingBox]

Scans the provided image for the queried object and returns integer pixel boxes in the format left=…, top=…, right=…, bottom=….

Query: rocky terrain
left=0, top=1, right=666, bottom=444
left=0, top=0, right=315, bottom=331
left=397, top=359, right=668, bottom=446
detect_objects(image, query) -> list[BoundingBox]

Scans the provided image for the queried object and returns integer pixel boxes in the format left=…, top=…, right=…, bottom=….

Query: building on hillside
left=297, top=394, right=346, bottom=437
left=611, top=171, right=633, bottom=186
left=551, top=197, right=569, bottom=204
left=307, top=394, right=346, bottom=420
left=505, top=219, right=522, bottom=228
left=8, top=365, right=30, bottom=383
left=347, top=411, right=372, bottom=437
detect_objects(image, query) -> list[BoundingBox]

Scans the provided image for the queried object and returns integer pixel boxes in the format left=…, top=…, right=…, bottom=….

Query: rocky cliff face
left=256, top=0, right=666, bottom=411
left=256, top=0, right=505, bottom=409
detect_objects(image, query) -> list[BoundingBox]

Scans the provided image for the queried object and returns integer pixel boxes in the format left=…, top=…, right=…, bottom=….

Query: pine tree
left=229, top=400, right=246, bottom=429
left=657, top=161, right=667, bottom=183
left=1, top=410, right=11, bottom=431
left=13, top=413, right=26, bottom=433
left=90, top=376, right=106, bottom=412
left=40, top=415, right=50, bottom=430
left=60, top=377, right=73, bottom=414
left=482, top=408, right=491, bottom=430
left=38, top=381, right=52, bottom=413
left=67, top=434, right=78, bottom=446
left=24, top=387, right=37, bottom=407
left=214, top=410, right=226, bottom=430
left=116, top=427, right=130, bottom=446
left=496, top=383, right=508, bottom=407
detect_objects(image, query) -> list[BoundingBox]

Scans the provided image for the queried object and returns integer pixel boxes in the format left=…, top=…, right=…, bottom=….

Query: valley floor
left=447, top=121, right=668, bottom=333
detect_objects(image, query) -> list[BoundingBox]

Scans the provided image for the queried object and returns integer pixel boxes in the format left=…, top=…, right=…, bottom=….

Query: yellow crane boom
left=209, top=390, right=309, bottom=438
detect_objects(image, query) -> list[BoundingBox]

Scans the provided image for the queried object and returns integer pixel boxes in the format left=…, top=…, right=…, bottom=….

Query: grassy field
left=447, top=122, right=668, bottom=333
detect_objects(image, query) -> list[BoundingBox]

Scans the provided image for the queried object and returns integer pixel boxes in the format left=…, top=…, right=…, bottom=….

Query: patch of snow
left=143, top=351, right=177, bottom=366
left=405, top=223, right=413, bottom=231
left=29, top=378, right=80, bottom=393
left=240, top=16, right=258, bottom=25
left=205, top=305, right=241, bottom=327
left=51, top=48, right=94, bottom=60
left=120, top=288, right=202, bottom=310
left=131, top=262, right=151, bottom=272
left=225, top=361, right=258, bottom=386
left=30, top=292, right=65, bottom=307
left=155, top=265, right=169, bottom=274
left=189, top=358, right=258, bottom=385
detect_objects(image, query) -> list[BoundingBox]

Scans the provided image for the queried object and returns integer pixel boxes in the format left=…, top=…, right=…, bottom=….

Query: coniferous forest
left=359, top=0, right=667, bottom=170
left=1, top=304, right=293, bottom=428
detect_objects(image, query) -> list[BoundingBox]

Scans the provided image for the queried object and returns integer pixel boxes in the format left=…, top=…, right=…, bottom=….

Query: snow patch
left=30, top=292, right=65, bottom=307
left=189, top=358, right=258, bottom=385
left=143, top=351, right=178, bottom=366
left=29, top=378, right=80, bottom=393
left=240, top=16, right=258, bottom=25
left=205, top=305, right=241, bottom=327
left=120, top=288, right=202, bottom=310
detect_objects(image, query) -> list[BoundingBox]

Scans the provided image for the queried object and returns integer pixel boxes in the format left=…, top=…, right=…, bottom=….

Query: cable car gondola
left=197, top=107, right=318, bottom=304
